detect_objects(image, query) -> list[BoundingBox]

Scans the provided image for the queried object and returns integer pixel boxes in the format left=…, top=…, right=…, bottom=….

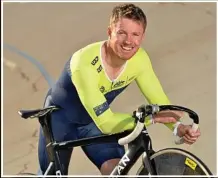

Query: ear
left=107, top=26, right=112, bottom=39
left=141, top=31, right=145, bottom=41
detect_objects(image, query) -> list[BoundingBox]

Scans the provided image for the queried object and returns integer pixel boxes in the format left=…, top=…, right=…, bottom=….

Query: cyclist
left=38, top=3, right=201, bottom=175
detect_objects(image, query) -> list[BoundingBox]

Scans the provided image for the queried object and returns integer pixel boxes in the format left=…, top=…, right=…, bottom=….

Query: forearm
left=153, top=110, right=184, bottom=131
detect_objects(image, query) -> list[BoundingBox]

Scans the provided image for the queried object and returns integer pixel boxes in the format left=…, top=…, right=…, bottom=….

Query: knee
left=100, top=158, right=120, bottom=175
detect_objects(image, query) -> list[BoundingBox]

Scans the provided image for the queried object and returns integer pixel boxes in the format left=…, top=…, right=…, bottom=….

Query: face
left=108, top=17, right=145, bottom=60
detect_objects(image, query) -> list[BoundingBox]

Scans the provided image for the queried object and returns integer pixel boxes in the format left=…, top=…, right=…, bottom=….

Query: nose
left=124, top=35, right=132, bottom=45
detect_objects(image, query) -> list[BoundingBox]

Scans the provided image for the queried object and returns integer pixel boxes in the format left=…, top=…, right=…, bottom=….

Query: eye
left=133, top=32, right=140, bottom=36
left=117, top=30, right=126, bottom=35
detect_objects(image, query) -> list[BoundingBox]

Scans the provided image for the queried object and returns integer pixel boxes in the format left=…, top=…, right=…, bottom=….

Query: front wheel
left=136, top=148, right=213, bottom=176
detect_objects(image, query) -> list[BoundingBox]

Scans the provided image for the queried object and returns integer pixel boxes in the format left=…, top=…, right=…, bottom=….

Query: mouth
left=121, top=45, right=134, bottom=52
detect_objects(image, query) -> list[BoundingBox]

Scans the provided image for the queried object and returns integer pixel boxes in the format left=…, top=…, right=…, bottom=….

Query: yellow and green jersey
left=51, top=41, right=173, bottom=134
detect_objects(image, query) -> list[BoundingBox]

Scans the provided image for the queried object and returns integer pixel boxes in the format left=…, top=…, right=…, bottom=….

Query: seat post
left=38, top=111, right=65, bottom=174
left=38, top=113, right=55, bottom=162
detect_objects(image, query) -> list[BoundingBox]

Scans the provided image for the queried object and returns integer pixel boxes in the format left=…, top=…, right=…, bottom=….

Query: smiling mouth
left=121, top=45, right=134, bottom=51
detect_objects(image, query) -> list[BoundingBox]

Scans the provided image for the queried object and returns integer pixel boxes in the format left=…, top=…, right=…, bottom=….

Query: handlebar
left=118, top=104, right=199, bottom=145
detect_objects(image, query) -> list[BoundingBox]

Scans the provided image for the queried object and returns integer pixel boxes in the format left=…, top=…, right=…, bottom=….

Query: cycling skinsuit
left=38, top=41, right=174, bottom=174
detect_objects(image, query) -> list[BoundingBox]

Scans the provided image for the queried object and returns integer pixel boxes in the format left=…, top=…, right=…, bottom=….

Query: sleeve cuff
left=144, top=115, right=155, bottom=126
left=173, top=122, right=181, bottom=136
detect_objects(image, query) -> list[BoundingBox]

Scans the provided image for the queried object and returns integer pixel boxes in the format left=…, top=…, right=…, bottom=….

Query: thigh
left=44, top=92, right=78, bottom=142
left=77, top=122, right=125, bottom=169
left=38, top=94, right=78, bottom=175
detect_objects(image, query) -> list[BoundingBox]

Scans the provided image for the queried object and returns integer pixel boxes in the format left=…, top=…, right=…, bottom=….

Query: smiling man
left=38, top=3, right=201, bottom=175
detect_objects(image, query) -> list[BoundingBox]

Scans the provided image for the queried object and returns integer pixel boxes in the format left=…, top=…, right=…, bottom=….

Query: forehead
left=112, top=17, right=144, bottom=32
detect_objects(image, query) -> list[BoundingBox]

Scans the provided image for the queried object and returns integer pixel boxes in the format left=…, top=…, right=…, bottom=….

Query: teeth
left=122, top=46, right=133, bottom=51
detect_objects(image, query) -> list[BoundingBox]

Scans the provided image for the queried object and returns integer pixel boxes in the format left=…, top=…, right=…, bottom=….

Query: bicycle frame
left=39, top=112, right=157, bottom=176
left=18, top=104, right=200, bottom=176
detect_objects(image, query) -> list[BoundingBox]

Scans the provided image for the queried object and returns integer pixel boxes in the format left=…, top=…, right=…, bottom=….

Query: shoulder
left=134, top=47, right=151, bottom=62
left=70, top=41, right=104, bottom=72
left=128, top=47, right=152, bottom=70
left=72, top=41, right=103, bottom=61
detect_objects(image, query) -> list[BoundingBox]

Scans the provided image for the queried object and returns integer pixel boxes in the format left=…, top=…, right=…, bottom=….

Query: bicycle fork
left=141, top=132, right=158, bottom=177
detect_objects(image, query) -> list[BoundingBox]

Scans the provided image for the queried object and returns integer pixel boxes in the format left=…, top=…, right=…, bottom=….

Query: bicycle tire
left=136, top=148, right=213, bottom=176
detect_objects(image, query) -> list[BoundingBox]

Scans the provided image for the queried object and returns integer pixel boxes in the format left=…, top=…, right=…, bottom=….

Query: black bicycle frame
left=39, top=112, right=157, bottom=176
left=18, top=104, right=199, bottom=177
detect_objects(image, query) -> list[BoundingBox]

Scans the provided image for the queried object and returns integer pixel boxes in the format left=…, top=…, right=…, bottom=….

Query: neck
left=103, top=41, right=126, bottom=69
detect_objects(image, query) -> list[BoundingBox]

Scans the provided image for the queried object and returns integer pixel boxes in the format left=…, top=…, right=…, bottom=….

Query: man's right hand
left=177, top=124, right=201, bottom=145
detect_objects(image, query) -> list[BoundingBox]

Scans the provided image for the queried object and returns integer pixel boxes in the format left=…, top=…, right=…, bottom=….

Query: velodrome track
left=3, top=2, right=217, bottom=175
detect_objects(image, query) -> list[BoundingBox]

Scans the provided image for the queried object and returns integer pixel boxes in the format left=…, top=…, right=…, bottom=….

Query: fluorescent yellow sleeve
left=71, top=67, right=137, bottom=134
left=135, top=53, right=175, bottom=131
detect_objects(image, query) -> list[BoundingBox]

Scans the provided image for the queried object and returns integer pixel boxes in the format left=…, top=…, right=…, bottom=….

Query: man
left=38, top=3, right=201, bottom=175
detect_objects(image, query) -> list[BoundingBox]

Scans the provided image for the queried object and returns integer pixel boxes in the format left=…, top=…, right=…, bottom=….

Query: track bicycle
left=18, top=104, right=213, bottom=177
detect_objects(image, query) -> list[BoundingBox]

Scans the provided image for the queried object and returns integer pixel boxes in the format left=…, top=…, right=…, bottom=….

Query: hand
left=153, top=110, right=183, bottom=124
left=177, top=124, right=201, bottom=145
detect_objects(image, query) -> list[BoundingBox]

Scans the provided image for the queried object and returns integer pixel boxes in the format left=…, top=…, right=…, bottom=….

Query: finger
left=158, top=111, right=183, bottom=120
left=183, top=136, right=193, bottom=145
left=184, top=133, right=199, bottom=140
left=155, top=117, right=177, bottom=123
left=183, top=136, right=196, bottom=145
left=184, top=134, right=198, bottom=142
left=188, top=129, right=201, bottom=137
left=183, top=139, right=192, bottom=145
left=184, top=140, right=193, bottom=145
left=195, top=129, right=201, bottom=135
left=165, top=117, right=177, bottom=123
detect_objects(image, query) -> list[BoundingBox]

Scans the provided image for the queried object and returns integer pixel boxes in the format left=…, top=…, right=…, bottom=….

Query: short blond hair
left=110, top=3, right=147, bottom=30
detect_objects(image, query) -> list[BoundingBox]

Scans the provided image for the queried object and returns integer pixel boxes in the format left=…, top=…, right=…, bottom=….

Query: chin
left=121, top=56, right=132, bottom=60
left=120, top=53, right=136, bottom=60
